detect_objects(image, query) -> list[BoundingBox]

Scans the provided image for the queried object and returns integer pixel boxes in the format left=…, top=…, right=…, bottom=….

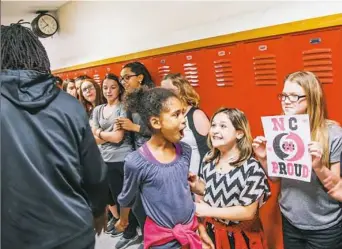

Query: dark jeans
left=54, top=229, right=95, bottom=249
left=132, top=193, right=147, bottom=238
left=282, top=215, right=342, bottom=249
left=107, top=162, right=139, bottom=239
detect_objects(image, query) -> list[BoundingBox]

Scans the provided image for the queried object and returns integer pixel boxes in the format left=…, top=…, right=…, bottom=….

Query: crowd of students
left=2, top=22, right=342, bottom=249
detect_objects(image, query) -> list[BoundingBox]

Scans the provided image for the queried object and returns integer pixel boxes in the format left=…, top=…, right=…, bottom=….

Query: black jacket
left=1, top=70, right=108, bottom=249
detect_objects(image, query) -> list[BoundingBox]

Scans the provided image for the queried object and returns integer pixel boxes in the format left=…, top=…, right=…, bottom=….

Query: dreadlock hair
left=54, top=76, right=63, bottom=87
left=1, top=20, right=50, bottom=73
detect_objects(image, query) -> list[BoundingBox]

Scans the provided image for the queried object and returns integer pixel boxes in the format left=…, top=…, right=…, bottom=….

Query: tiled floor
left=95, top=232, right=141, bottom=249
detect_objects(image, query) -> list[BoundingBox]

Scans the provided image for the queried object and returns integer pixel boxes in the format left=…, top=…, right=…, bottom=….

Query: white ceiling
left=1, top=1, right=69, bottom=17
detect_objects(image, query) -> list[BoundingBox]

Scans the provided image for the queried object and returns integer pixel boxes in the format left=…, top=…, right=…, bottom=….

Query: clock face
left=37, top=15, right=58, bottom=36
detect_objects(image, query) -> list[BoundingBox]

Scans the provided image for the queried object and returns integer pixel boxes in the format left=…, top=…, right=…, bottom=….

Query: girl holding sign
left=253, top=71, right=342, bottom=249
left=190, top=108, right=271, bottom=249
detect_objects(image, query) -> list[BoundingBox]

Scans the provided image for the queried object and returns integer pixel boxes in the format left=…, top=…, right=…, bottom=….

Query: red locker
left=242, top=36, right=291, bottom=249
left=288, top=27, right=342, bottom=123
left=242, top=36, right=289, bottom=135
left=198, top=44, right=242, bottom=116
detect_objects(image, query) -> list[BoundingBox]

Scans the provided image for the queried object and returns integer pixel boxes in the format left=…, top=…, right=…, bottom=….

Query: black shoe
left=105, top=217, right=117, bottom=234
left=110, top=227, right=123, bottom=238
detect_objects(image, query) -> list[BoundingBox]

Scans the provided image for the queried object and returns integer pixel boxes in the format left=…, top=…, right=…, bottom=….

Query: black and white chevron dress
left=201, top=157, right=271, bottom=225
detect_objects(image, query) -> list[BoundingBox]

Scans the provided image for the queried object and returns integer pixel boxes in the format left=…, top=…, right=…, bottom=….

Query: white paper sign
left=261, top=114, right=312, bottom=182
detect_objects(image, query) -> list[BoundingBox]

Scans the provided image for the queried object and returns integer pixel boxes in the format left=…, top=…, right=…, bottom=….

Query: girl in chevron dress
left=189, top=108, right=271, bottom=249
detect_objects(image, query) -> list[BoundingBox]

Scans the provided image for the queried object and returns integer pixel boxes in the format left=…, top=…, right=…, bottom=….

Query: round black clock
left=31, top=12, right=59, bottom=38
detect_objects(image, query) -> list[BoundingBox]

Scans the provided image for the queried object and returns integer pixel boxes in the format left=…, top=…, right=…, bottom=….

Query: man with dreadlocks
left=1, top=21, right=108, bottom=249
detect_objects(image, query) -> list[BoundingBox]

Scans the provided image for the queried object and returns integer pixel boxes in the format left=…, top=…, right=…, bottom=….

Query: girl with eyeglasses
left=253, top=71, right=342, bottom=249
left=117, top=61, right=155, bottom=149
left=79, top=79, right=104, bottom=120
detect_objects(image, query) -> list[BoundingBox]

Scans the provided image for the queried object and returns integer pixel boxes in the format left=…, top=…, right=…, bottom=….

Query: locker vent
left=302, top=49, right=333, bottom=84
left=213, top=59, right=233, bottom=87
left=253, top=54, right=277, bottom=85
left=184, top=63, right=199, bottom=87
left=158, top=65, right=171, bottom=79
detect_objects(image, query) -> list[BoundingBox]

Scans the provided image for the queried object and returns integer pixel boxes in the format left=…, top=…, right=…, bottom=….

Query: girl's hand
left=198, top=223, right=215, bottom=249
left=92, top=126, right=99, bottom=136
left=200, top=231, right=215, bottom=249
left=195, top=200, right=211, bottom=217
left=95, top=128, right=102, bottom=138
left=116, top=118, right=136, bottom=132
left=308, top=141, right=323, bottom=170
left=323, top=176, right=342, bottom=202
left=252, top=136, right=267, bottom=161
left=188, top=172, right=198, bottom=189
left=115, top=219, right=129, bottom=233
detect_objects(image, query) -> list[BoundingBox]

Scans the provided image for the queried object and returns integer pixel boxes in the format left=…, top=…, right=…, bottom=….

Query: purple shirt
left=118, top=142, right=195, bottom=229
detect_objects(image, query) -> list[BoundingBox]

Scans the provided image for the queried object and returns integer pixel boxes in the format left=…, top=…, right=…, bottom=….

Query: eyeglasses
left=82, top=85, right=95, bottom=93
left=278, top=94, right=306, bottom=102
left=119, top=74, right=137, bottom=83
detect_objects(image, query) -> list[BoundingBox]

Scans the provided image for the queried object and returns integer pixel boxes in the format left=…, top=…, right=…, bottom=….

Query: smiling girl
left=190, top=108, right=271, bottom=249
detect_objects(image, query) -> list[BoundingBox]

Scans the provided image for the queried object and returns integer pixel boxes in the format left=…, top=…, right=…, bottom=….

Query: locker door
left=196, top=44, right=242, bottom=116
left=288, top=27, right=342, bottom=123
left=243, top=36, right=290, bottom=249
left=176, top=49, right=205, bottom=88
left=242, top=36, right=288, bottom=135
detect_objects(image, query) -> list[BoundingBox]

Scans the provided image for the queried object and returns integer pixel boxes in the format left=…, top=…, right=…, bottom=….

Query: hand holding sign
left=308, top=141, right=323, bottom=170
left=261, top=114, right=312, bottom=182
left=252, top=136, right=267, bottom=161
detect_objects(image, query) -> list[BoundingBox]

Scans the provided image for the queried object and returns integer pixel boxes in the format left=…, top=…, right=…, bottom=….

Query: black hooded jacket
left=1, top=70, right=108, bottom=249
